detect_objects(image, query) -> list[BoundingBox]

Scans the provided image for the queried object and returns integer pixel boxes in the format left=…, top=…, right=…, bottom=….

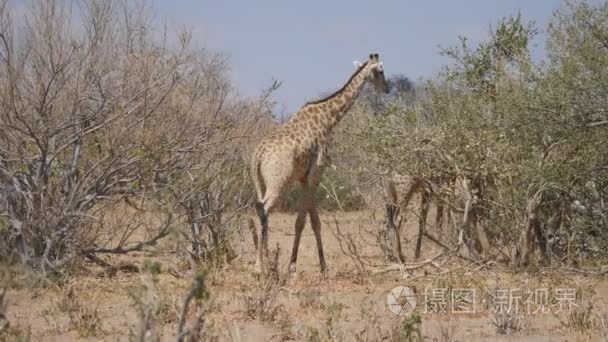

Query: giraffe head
left=356, top=53, right=389, bottom=94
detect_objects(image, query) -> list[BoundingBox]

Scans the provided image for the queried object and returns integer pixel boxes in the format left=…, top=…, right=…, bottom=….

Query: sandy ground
left=3, top=209, right=608, bottom=341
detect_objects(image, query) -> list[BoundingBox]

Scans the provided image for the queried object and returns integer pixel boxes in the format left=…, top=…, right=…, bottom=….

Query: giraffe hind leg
left=288, top=207, right=307, bottom=273
left=255, top=187, right=282, bottom=275
left=288, top=180, right=315, bottom=274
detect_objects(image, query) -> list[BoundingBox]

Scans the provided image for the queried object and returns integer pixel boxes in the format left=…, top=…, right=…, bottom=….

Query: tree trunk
left=415, top=191, right=430, bottom=259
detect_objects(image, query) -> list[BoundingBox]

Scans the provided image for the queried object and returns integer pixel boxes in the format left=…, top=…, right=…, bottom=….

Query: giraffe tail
left=251, top=153, right=266, bottom=204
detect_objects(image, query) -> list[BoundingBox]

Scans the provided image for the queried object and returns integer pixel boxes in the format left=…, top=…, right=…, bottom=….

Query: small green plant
left=176, top=270, right=214, bottom=342
left=325, top=302, right=345, bottom=341
left=299, top=289, right=324, bottom=310
left=142, top=260, right=162, bottom=279
left=128, top=259, right=164, bottom=341
left=394, top=312, right=423, bottom=342
left=306, top=326, right=322, bottom=342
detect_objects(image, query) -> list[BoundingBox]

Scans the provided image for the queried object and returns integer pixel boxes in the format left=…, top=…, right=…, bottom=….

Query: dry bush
left=0, top=0, right=273, bottom=278
left=336, top=2, right=608, bottom=267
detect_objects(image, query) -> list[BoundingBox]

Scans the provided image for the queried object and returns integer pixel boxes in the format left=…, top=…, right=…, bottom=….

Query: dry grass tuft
left=243, top=245, right=284, bottom=321
left=436, top=324, right=457, bottom=342
left=557, top=301, right=595, bottom=334
left=68, top=305, right=102, bottom=338
left=490, top=310, right=524, bottom=335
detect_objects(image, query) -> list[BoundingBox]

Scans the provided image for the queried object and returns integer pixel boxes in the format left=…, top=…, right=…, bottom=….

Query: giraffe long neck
left=307, top=65, right=370, bottom=132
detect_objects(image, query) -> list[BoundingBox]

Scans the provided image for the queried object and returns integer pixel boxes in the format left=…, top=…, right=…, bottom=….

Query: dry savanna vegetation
left=1, top=0, right=607, bottom=341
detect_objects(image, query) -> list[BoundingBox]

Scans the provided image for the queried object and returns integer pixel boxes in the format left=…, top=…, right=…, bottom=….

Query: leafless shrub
left=0, top=0, right=272, bottom=277
left=328, top=214, right=372, bottom=277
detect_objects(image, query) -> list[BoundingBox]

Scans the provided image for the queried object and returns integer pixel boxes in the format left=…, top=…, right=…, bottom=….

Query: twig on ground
left=372, top=251, right=449, bottom=275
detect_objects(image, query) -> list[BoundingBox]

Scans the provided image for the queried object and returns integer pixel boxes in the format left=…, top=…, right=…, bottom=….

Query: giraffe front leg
left=288, top=208, right=307, bottom=274
left=306, top=167, right=327, bottom=274
left=309, top=204, right=327, bottom=274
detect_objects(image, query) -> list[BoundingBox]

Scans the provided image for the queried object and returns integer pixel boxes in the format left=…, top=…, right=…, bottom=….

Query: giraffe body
left=251, top=53, right=389, bottom=275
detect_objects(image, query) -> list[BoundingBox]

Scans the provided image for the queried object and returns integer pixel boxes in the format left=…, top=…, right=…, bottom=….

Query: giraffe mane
left=304, top=60, right=369, bottom=106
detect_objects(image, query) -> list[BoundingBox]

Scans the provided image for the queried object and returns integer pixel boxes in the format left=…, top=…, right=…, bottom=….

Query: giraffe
left=384, top=173, right=449, bottom=263
left=251, top=53, right=389, bottom=275
left=384, top=172, right=492, bottom=262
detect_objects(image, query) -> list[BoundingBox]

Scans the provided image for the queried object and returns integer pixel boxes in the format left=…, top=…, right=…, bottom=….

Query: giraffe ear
left=353, top=61, right=363, bottom=68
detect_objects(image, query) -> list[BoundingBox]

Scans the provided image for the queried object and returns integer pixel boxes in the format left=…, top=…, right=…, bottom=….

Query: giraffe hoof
left=320, top=264, right=328, bottom=278
left=288, top=263, right=297, bottom=274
